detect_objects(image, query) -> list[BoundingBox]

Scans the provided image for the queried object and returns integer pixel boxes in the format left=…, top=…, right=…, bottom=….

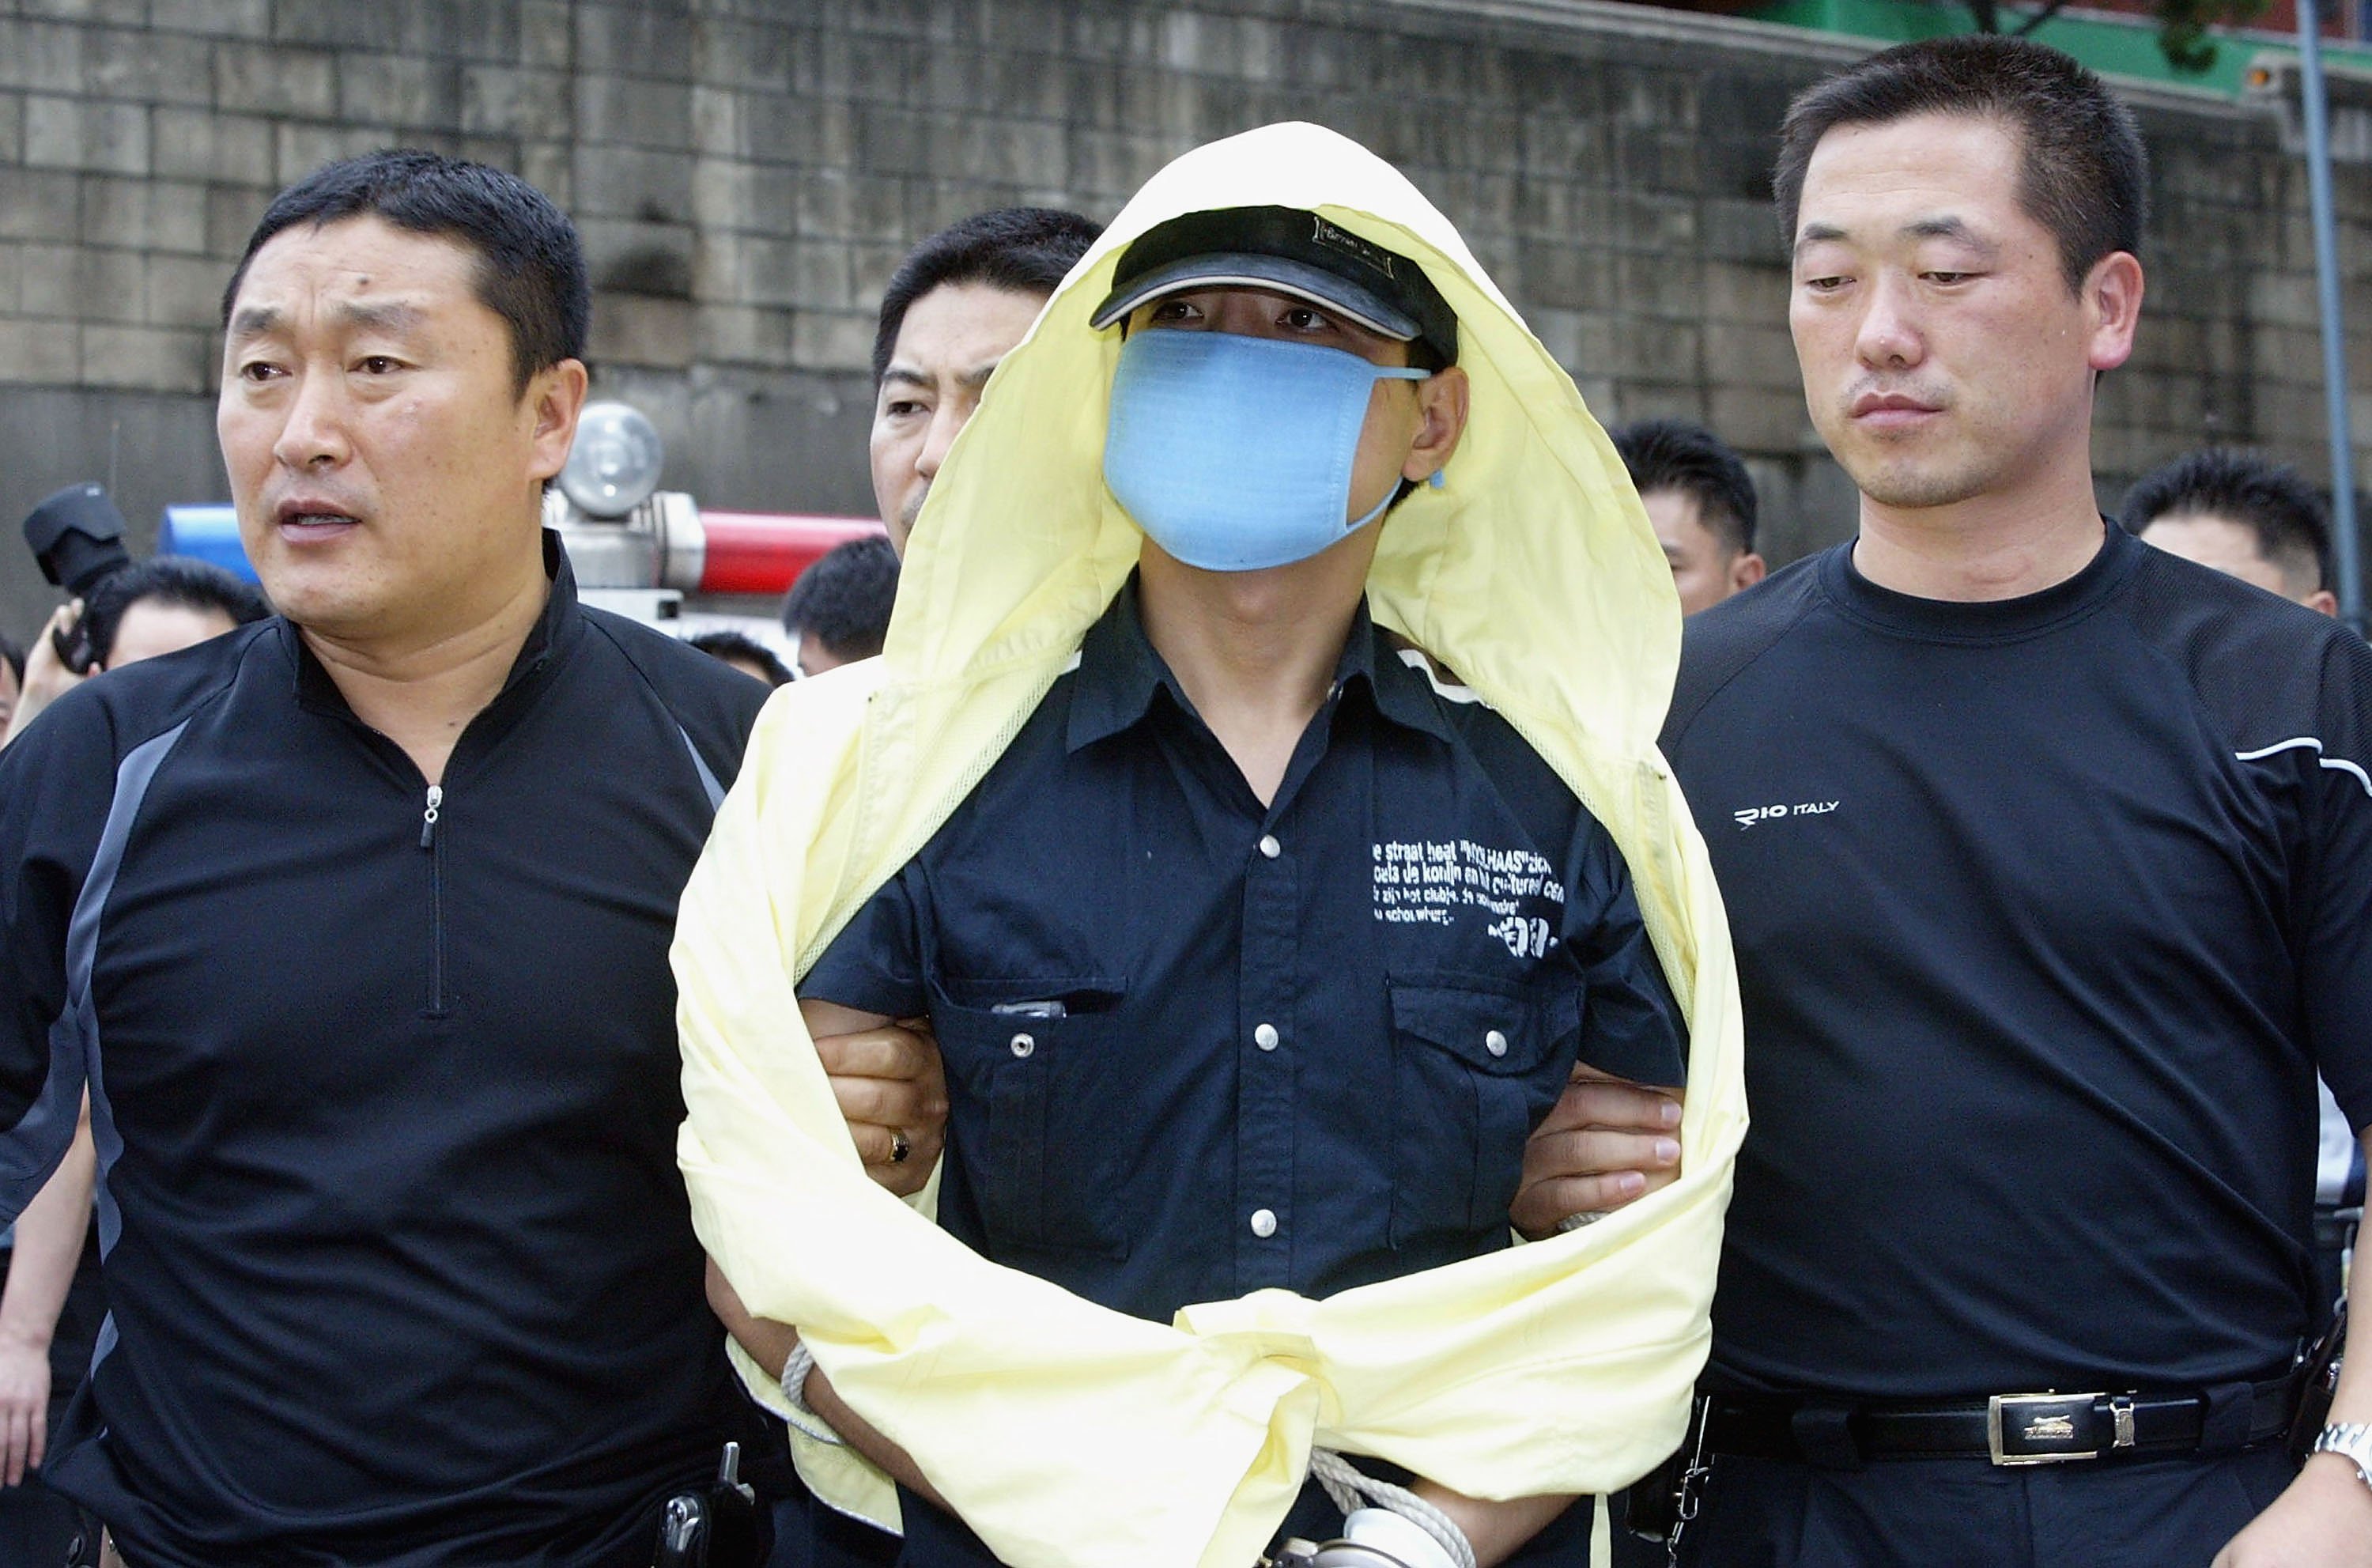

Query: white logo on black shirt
left=1732, top=799, right=1840, bottom=830
left=1372, top=839, right=1565, bottom=926
left=1488, top=915, right=1553, bottom=959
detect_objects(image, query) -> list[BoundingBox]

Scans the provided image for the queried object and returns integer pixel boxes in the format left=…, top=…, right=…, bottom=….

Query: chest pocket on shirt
left=930, top=982, right=1131, bottom=1261
left=1386, top=971, right=1583, bottom=1244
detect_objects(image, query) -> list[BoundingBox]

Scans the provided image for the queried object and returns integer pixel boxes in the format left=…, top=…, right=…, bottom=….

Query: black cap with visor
left=1091, top=206, right=1459, bottom=368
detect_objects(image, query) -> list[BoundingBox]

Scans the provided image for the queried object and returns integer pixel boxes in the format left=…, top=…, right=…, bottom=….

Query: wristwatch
left=2312, top=1423, right=2372, bottom=1491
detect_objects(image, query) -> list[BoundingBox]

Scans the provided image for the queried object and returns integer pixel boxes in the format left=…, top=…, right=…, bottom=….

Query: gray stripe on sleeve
left=679, top=725, right=726, bottom=815
left=1, top=721, right=187, bottom=1230
left=72, top=721, right=187, bottom=1261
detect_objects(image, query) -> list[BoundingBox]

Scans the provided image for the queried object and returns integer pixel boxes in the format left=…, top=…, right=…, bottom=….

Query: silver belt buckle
left=1987, top=1391, right=2106, bottom=1465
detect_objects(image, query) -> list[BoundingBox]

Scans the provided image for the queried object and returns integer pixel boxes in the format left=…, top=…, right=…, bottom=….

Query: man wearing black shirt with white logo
left=1543, top=36, right=2372, bottom=1568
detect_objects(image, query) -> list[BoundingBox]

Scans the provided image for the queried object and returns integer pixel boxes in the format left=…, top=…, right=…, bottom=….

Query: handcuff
left=1263, top=1508, right=1465, bottom=1568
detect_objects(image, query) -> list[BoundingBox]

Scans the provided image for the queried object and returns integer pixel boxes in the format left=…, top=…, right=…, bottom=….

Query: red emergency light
left=696, top=512, right=887, bottom=596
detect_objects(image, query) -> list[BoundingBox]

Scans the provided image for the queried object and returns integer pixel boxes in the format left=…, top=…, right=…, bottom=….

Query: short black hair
left=872, top=208, right=1104, bottom=383
left=1610, top=418, right=1760, bottom=557
left=85, top=557, right=271, bottom=668
left=224, top=149, right=590, bottom=396
left=1773, top=36, right=2148, bottom=294
left=688, top=629, right=795, bottom=687
left=2122, top=448, right=2332, bottom=595
left=782, top=535, right=900, bottom=664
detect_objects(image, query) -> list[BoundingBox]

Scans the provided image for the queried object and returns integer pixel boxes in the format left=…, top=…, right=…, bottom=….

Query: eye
left=1280, top=304, right=1336, bottom=332
left=1802, top=274, right=1849, bottom=293
left=1922, top=270, right=1973, bottom=285
left=237, top=359, right=286, bottom=383
left=1146, top=298, right=1203, bottom=325
left=879, top=396, right=926, bottom=419
left=357, top=354, right=403, bottom=375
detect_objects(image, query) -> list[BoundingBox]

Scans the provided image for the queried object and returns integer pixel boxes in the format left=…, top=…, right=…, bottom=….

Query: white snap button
left=1010, top=1033, right=1035, bottom=1058
left=1254, top=1022, right=1279, bottom=1051
left=1485, top=1029, right=1509, bottom=1057
left=1249, top=1208, right=1278, bottom=1238
left=1258, top=834, right=1281, bottom=860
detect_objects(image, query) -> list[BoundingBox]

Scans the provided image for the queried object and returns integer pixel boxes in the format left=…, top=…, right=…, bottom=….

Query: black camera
left=22, top=482, right=134, bottom=674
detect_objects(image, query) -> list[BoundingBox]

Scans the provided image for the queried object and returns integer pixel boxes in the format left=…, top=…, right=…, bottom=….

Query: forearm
left=0, top=1109, right=93, bottom=1353
left=802, top=1359, right=950, bottom=1510
left=2215, top=1130, right=2372, bottom=1564
left=0, top=697, right=45, bottom=751
left=2, top=606, right=85, bottom=753
left=2327, top=1151, right=2369, bottom=1426
left=1407, top=1482, right=1575, bottom=1568
left=703, top=1256, right=950, bottom=1510
left=2267, top=1132, right=2372, bottom=1530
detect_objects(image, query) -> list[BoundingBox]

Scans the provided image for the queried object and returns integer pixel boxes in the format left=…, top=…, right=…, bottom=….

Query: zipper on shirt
left=421, top=784, right=448, bottom=1014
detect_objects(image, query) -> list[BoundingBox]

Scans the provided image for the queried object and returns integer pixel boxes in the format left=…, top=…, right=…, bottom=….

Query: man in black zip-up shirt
left=0, top=153, right=783, bottom=1566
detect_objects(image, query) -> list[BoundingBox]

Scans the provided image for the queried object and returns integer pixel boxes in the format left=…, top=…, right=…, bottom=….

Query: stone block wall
left=2, top=0, right=2369, bottom=637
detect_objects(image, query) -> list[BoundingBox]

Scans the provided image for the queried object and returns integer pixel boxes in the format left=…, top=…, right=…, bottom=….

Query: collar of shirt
left=287, top=528, right=578, bottom=730
left=1063, top=574, right=1457, bottom=756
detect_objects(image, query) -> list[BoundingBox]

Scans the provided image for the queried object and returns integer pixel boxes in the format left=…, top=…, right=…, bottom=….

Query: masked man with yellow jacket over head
left=675, top=123, right=1747, bottom=1568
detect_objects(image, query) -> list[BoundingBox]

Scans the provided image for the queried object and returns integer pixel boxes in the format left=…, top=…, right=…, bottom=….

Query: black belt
left=1703, top=1373, right=2298, bottom=1468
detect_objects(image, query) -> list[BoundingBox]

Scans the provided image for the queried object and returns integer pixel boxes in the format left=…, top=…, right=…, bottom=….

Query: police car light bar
left=158, top=502, right=882, bottom=599
left=697, top=512, right=886, bottom=595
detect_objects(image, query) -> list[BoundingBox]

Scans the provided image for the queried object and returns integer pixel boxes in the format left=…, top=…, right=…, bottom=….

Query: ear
left=2083, top=252, right=2144, bottom=374
left=1402, top=365, right=1471, bottom=484
left=2306, top=588, right=2341, bottom=618
left=524, top=357, right=592, bottom=484
left=1730, top=551, right=1768, bottom=593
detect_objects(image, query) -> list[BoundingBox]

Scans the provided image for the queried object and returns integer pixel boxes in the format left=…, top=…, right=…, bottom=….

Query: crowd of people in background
left=0, top=28, right=2363, bottom=1568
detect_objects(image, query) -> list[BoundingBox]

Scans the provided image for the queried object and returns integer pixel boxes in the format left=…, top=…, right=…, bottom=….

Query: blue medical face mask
left=1101, top=328, right=1433, bottom=572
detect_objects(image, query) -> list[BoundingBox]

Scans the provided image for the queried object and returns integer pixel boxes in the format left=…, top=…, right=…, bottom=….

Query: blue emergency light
left=157, top=505, right=259, bottom=583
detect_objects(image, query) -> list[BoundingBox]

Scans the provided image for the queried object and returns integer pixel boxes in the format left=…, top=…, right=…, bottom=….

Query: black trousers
left=1666, top=1446, right=2295, bottom=1568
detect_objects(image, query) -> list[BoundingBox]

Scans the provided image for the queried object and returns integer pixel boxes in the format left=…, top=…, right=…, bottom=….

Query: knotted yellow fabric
left=674, top=120, right=1746, bottom=1568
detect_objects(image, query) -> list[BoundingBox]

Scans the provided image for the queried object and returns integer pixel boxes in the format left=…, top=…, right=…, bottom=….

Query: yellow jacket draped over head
left=674, top=121, right=1746, bottom=1568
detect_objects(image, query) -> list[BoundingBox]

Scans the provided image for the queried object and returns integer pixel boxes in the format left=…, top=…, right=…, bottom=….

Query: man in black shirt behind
left=0, top=153, right=795, bottom=1565
left=1537, top=36, right=2372, bottom=1568
left=1609, top=418, right=1766, bottom=618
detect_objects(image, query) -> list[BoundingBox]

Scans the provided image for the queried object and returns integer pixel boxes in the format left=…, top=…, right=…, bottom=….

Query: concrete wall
left=3, top=0, right=2369, bottom=640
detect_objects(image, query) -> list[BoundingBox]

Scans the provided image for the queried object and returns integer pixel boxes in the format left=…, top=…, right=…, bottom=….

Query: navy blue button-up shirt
left=806, top=582, right=1686, bottom=1325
